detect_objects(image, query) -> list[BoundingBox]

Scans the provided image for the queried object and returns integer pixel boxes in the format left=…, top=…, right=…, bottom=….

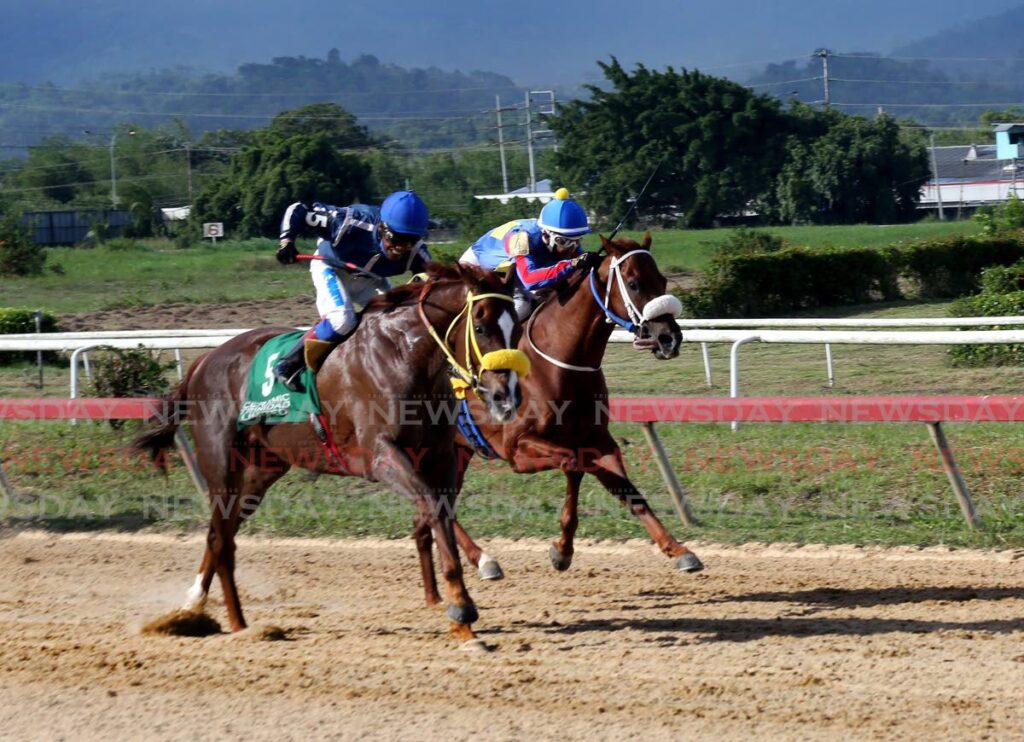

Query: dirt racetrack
left=1, top=532, right=1022, bottom=740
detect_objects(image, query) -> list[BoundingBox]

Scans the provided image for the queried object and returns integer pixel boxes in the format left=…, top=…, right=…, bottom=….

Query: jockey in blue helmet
left=460, top=189, right=600, bottom=320
left=272, top=189, right=431, bottom=390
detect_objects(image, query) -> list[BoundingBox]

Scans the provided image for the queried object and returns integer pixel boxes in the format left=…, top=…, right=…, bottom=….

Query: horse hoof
left=447, top=603, right=479, bottom=625
left=478, top=554, right=504, bottom=581
left=675, top=552, right=705, bottom=573
left=458, top=638, right=493, bottom=653
left=549, top=544, right=573, bottom=572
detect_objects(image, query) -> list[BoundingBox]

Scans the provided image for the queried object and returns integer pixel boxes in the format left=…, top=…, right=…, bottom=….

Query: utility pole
left=525, top=91, right=536, bottom=193
left=817, top=48, right=831, bottom=108
left=524, top=90, right=556, bottom=193
left=495, top=95, right=510, bottom=194
left=108, top=128, right=136, bottom=208
left=930, top=132, right=945, bottom=221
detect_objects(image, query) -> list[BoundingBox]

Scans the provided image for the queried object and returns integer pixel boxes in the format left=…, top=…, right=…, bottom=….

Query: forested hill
left=744, top=50, right=1024, bottom=129
left=0, top=52, right=530, bottom=151
left=893, top=4, right=1024, bottom=69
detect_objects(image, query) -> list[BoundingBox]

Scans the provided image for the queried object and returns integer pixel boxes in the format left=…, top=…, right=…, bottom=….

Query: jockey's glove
left=572, top=251, right=602, bottom=272
left=276, top=239, right=298, bottom=265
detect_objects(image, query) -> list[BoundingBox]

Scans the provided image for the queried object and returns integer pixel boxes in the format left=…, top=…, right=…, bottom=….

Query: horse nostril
left=492, top=390, right=506, bottom=404
left=658, top=333, right=673, bottom=345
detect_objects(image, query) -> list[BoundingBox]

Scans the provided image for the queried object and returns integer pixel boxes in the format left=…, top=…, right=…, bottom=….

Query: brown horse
left=133, top=263, right=526, bottom=645
left=416, top=234, right=703, bottom=602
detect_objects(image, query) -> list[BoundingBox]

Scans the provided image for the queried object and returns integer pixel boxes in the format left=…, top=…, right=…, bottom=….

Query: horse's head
left=426, top=262, right=528, bottom=423
left=594, top=233, right=682, bottom=360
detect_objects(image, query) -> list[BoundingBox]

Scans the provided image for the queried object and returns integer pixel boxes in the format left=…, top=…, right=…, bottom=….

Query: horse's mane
left=363, top=261, right=510, bottom=313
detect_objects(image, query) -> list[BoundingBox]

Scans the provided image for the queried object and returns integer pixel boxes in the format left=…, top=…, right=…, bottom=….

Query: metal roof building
left=921, top=142, right=1024, bottom=212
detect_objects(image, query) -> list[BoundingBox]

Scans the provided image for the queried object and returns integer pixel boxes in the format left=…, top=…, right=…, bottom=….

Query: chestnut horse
left=417, top=234, right=703, bottom=603
left=133, top=264, right=526, bottom=645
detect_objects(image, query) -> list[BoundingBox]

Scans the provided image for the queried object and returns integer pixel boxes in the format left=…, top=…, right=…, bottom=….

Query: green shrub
left=683, top=233, right=1024, bottom=318
left=0, top=308, right=58, bottom=365
left=973, top=195, right=1024, bottom=236
left=979, top=260, right=1024, bottom=295
left=0, top=214, right=45, bottom=276
left=89, top=346, right=175, bottom=428
left=715, top=228, right=786, bottom=257
left=948, top=290, right=1024, bottom=366
left=682, top=245, right=900, bottom=318
left=892, top=235, right=1024, bottom=298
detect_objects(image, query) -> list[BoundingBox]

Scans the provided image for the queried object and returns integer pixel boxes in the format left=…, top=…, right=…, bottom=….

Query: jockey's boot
left=273, top=328, right=340, bottom=392
left=272, top=331, right=311, bottom=392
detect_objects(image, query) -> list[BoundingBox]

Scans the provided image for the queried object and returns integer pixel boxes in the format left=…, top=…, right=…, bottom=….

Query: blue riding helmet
left=537, top=191, right=590, bottom=237
left=380, top=190, right=429, bottom=237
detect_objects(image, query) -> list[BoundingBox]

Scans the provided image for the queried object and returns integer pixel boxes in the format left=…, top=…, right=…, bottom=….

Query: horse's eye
left=627, top=280, right=639, bottom=292
left=474, top=324, right=485, bottom=334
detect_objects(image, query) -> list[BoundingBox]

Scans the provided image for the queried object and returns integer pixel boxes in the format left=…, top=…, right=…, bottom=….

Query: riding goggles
left=546, top=233, right=582, bottom=250
left=381, top=222, right=425, bottom=251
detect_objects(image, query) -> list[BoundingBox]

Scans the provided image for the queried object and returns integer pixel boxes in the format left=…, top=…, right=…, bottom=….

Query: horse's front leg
left=373, top=440, right=480, bottom=645
left=588, top=434, right=704, bottom=573
left=549, top=471, right=584, bottom=571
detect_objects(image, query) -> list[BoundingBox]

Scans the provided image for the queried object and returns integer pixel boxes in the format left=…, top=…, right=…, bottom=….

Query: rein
left=416, top=281, right=531, bottom=397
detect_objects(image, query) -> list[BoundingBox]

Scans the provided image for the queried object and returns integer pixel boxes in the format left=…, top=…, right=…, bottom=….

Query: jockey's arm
left=513, top=252, right=576, bottom=290
left=279, top=202, right=342, bottom=244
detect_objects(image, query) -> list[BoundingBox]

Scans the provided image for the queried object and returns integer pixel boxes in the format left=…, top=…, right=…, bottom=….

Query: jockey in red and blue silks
left=460, top=190, right=600, bottom=320
left=273, top=190, right=431, bottom=390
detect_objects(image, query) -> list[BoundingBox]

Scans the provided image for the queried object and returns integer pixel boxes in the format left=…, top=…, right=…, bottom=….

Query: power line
left=0, top=82, right=524, bottom=99
left=747, top=77, right=822, bottom=88
left=832, top=101, right=1024, bottom=108
left=832, top=53, right=1024, bottom=63
left=831, top=77, right=1024, bottom=86
left=0, top=101, right=495, bottom=122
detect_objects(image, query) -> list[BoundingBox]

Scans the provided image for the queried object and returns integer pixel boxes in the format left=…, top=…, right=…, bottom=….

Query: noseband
left=417, top=282, right=531, bottom=397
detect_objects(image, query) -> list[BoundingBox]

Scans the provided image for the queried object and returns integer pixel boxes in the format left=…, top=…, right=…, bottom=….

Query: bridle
left=417, top=281, right=531, bottom=396
left=526, top=249, right=682, bottom=373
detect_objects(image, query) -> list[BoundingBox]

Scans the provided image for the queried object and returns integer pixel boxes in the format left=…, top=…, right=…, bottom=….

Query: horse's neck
left=352, top=282, right=467, bottom=383
left=529, top=274, right=614, bottom=371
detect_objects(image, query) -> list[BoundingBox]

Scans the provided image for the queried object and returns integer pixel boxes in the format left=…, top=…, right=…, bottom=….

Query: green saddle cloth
left=237, top=330, right=322, bottom=430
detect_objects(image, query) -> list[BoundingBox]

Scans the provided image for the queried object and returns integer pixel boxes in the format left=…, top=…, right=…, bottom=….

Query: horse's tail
left=131, top=353, right=203, bottom=472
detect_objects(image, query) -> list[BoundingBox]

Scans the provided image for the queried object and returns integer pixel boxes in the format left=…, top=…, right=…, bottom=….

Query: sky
left=2, top=0, right=1022, bottom=86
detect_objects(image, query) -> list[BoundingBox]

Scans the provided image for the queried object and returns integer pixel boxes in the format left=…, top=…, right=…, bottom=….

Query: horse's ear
left=454, top=261, right=492, bottom=289
left=599, top=234, right=620, bottom=256
left=642, top=231, right=652, bottom=250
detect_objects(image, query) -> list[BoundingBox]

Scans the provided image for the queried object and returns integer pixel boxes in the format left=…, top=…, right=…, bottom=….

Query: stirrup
left=274, top=360, right=305, bottom=392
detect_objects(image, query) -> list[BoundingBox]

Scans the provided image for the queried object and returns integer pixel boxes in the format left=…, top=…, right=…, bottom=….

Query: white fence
left=4, top=318, right=1024, bottom=403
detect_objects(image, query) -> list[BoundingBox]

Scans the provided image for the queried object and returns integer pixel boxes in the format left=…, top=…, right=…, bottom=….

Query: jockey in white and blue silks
left=460, top=190, right=600, bottom=320
left=273, top=190, right=431, bottom=390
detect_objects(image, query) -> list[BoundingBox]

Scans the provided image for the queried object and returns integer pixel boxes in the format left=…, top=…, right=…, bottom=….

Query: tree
left=767, top=111, right=929, bottom=224
left=548, top=58, right=791, bottom=228
left=0, top=213, right=44, bottom=276
left=190, top=104, right=374, bottom=236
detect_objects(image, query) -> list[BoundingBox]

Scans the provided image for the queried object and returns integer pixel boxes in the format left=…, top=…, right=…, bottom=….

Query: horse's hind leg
left=549, top=471, right=584, bottom=571
left=184, top=438, right=289, bottom=630
left=589, top=435, right=704, bottom=573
